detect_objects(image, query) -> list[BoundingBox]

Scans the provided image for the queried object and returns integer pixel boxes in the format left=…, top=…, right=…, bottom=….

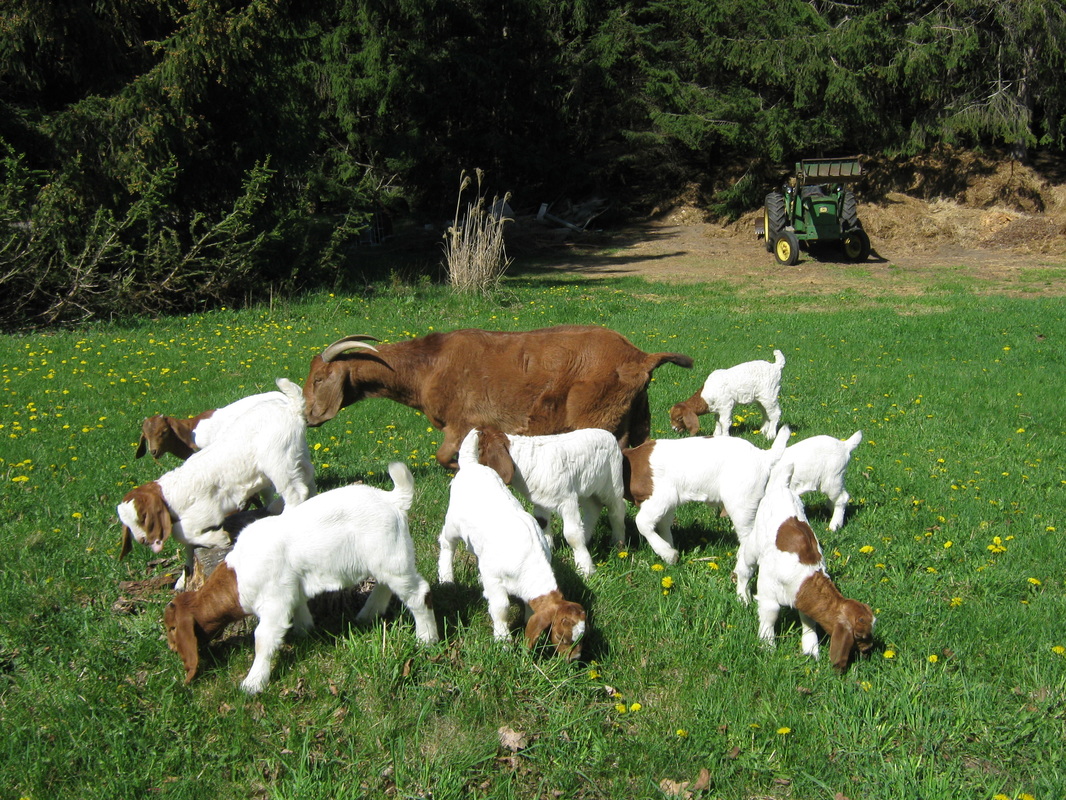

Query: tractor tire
left=764, top=192, right=786, bottom=253
left=774, top=230, right=801, bottom=266
left=842, top=191, right=862, bottom=230
left=841, top=228, right=871, bottom=262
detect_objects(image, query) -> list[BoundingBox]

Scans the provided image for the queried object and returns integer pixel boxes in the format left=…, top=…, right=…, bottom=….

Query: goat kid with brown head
left=438, top=429, right=587, bottom=660
left=735, top=462, right=876, bottom=672
left=302, top=326, right=692, bottom=468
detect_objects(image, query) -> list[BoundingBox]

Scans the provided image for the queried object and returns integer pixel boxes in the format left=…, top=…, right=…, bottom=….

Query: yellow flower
left=993, top=795, right=1010, bottom=800
left=859, top=545, right=874, bottom=554
left=72, top=512, right=83, bottom=519
left=943, top=540, right=953, bottom=548
left=676, top=729, right=688, bottom=738
left=651, top=563, right=664, bottom=572
left=950, top=597, right=963, bottom=607
left=629, top=703, right=642, bottom=712
left=661, top=576, right=674, bottom=589
left=776, top=727, right=791, bottom=735
left=928, top=654, right=939, bottom=664
left=615, top=703, right=627, bottom=714
left=860, top=681, right=872, bottom=691
left=618, top=551, right=628, bottom=559
left=706, top=562, right=720, bottom=570
left=883, top=650, right=896, bottom=659
left=587, top=669, right=601, bottom=680
left=1052, top=646, right=1065, bottom=656
left=1019, top=794, right=1035, bottom=800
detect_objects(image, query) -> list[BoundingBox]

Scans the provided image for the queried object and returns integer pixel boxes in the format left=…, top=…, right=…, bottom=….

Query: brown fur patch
left=776, top=517, right=821, bottom=565
left=122, top=482, right=173, bottom=550
left=621, top=441, right=656, bottom=505
left=476, top=427, right=515, bottom=484
left=669, top=393, right=709, bottom=434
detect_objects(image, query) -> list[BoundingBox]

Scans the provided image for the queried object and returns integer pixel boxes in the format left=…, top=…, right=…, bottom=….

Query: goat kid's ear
left=523, top=610, right=554, bottom=651
left=119, top=526, right=133, bottom=560
left=682, top=410, right=701, bottom=435
left=168, top=417, right=198, bottom=452
left=829, top=620, right=856, bottom=673
left=478, top=433, right=515, bottom=484
left=165, top=601, right=201, bottom=684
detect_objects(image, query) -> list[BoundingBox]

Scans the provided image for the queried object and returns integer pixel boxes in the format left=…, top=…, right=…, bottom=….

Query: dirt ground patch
left=507, top=154, right=1066, bottom=297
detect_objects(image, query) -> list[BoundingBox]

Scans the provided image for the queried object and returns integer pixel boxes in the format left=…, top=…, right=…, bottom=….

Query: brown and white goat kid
left=439, top=429, right=587, bottom=660
left=135, top=390, right=281, bottom=460
left=117, top=378, right=315, bottom=587
left=622, top=427, right=790, bottom=565
left=777, top=430, right=863, bottom=531
left=734, top=463, right=875, bottom=672
left=476, top=426, right=627, bottom=577
left=302, top=326, right=693, bottom=468
left=669, top=349, right=785, bottom=439
left=164, top=462, right=438, bottom=693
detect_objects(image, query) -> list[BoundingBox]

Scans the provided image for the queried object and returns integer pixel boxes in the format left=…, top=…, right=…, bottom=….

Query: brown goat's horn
left=320, top=335, right=380, bottom=363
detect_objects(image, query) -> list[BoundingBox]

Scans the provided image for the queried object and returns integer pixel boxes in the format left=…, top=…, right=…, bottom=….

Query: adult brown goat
left=303, top=325, right=694, bottom=468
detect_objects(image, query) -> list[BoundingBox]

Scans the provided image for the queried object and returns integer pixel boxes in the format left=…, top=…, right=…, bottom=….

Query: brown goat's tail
left=648, top=352, right=694, bottom=371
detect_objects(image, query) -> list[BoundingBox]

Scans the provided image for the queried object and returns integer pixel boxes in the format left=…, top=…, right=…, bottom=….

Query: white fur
left=228, top=462, right=437, bottom=693
left=191, top=390, right=280, bottom=450
left=439, top=430, right=563, bottom=639
left=776, top=431, right=862, bottom=531
left=117, top=378, right=315, bottom=585
left=495, top=429, right=626, bottom=576
left=700, top=350, right=785, bottom=439
left=627, top=426, right=790, bottom=565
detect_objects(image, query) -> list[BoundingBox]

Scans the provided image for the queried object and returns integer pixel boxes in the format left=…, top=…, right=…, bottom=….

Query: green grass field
left=1, top=274, right=1064, bottom=799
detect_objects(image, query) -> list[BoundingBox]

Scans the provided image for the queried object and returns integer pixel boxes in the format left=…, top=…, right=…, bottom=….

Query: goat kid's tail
left=845, top=430, right=863, bottom=452
left=386, top=461, right=415, bottom=512
left=275, top=378, right=306, bottom=413
left=456, top=428, right=482, bottom=469
left=766, top=424, right=790, bottom=468
left=772, top=349, right=786, bottom=367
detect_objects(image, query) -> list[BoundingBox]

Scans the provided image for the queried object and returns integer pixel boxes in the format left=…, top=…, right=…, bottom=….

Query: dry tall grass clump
left=443, top=169, right=511, bottom=294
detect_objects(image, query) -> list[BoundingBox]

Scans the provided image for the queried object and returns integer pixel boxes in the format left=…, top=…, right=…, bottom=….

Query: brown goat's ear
left=135, top=432, right=148, bottom=459
left=477, top=428, right=515, bottom=484
left=119, top=526, right=133, bottom=560
left=829, top=619, right=856, bottom=673
left=164, top=599, right=201, bottom=684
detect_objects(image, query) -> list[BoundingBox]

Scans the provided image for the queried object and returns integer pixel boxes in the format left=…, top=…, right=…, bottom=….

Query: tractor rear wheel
left=764, top=192, right=786, bottom=253
left=841, top=229, right=871, bottom=262
left=774, top=230, right=801, bottom=266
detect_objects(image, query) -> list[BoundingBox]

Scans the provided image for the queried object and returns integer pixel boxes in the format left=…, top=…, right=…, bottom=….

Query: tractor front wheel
left=841, top=229, right=871, bottom=262
left=774, top=231, right=801, bottom=266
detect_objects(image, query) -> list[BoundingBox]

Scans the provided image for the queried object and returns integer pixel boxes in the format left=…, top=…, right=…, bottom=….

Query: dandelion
left=859, top=545, right=874, bottom=554
left=676, top=729, right=688, bottom=738
left=943, top=540, right=953, bottom=548
left=615, top=703, right=627, bottom=714
left=860, top=681, right=872, bottom=691
left=706, top=562, right=720, bottom=570
left=950, top=597, right=963, bottom=607
left=72, top=512, right=82, bottom=519
left=588, top=669, right=601, bottom=680
left=883, top=650, right=896, bottom=659
left=629, top=703, right=642, bottom=712
left=928, top=654, right=938, bottom=664
left=1028, top=577, right=1042, bottom=586
left=661, top=576, right=674, bottom=589
left=1052, top=646, right=1065, bottom=656
left=993, top=795, right=1010, bottom=800
left=776, top=727, right=791, bottom=735
left=618, top=551, right=628, bottom=559
left=651, top=563, right=664, bottom=572
left=1047, top=526, right=1057, bottom=532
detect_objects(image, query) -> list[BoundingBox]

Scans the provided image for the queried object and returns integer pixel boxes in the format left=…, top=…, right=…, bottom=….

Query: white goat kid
left=475, top=426, right=627, bottom=576
left=670, top=350, right=785, bottom=440
left=439, top=429, right=587, bottom=660
left=117, top=378, right=316, bottom=586
left=164, top=462, right=438, bottom=693
left=734, top=463, right=875, bottom=673
left=778, top=431, right=863, bottom=531
left=622, top=426, right=790, bottom=565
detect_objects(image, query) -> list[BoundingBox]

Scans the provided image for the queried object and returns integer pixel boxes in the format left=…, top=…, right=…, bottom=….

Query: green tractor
left=759, top=157, right=871, bottom=265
